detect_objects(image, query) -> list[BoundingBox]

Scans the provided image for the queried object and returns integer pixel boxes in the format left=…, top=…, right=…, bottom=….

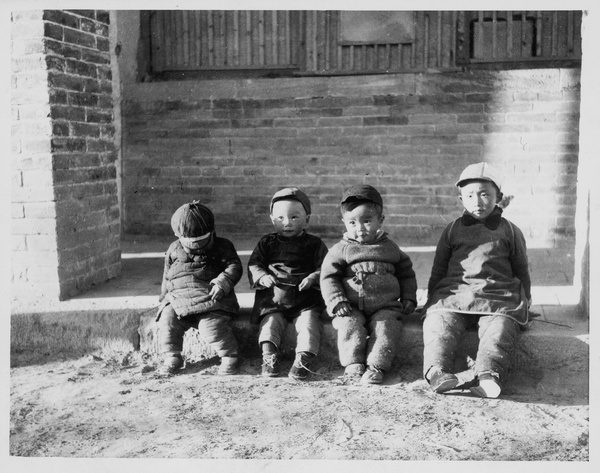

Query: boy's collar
left=343, top=229, right=387, bottom=244
left=461, top=207, right=503, bottom=230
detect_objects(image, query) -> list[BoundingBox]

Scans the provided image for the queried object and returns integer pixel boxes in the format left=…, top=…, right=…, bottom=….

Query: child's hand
left=298, top=277, right=313, bottom=291
left=209, top=284, right=225, bottom=301
left=259, top=275, right=277, bottom=288
left=333, top=302, right=352, bottom=317
left=401, top=300, right=416, bottom=315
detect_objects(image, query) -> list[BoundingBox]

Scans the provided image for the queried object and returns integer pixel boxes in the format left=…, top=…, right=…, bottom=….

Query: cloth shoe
left=161, top=353, right=184, bottom=375
left=470, top=372, right=502, bottom=398
left=288, top=352, right=315, bottom=380
left=261, top=353, right=281, bottom=377
left=361, top=366, right=384, bottom=385
left=344, top=363, right=366, bottom=378
left=218, top=356, right=239, bottom=375
left=428, top=369, right=459, bottom=394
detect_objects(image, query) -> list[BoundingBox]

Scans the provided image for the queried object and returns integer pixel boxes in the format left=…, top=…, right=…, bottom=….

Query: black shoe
left=428, top=369, right=459, bottom=394
left=288, top=352, right=314, bottom=380
left=361, top=366, right=384, bottom=385
left=261, top=353, right=281, bottom=377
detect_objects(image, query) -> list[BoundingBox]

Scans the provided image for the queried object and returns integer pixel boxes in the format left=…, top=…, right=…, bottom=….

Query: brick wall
left=122, top=69, right=580, bottom=249
left=11, top=10, right=120, bottom=301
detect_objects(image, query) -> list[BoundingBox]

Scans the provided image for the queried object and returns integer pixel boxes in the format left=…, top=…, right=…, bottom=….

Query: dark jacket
left=159, top=235, right=242, bottom=318
left=248, top=232, right=328, bottom=322
left=424, top=208, right=531, bottom=325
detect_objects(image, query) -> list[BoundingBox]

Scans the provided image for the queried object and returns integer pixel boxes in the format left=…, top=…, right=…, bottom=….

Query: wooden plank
left=272, top=11, right=279, bottom=66
left=573, top=10, right=582, bottom=57
left=245, top=11, right=252, bottom=66
left=207, top=10, right=214, bottom=67
left=436, top=11, right=443, bottom=67
left=150, top=11, right=164, bottom=72
left=259, top=10, right=265, bottom=66
left=182, top=11, right=189, bottom=67
left=507, top=11, right=513, bottom=58
left=175, top=10, right=183, bottom=67
left=491, top=11, right=497, bottom=58
left=552, top=11, right=558, bottom=57
left=232, top=11, right=240, bottom=66
left=567, top=10, right=574, bottom=55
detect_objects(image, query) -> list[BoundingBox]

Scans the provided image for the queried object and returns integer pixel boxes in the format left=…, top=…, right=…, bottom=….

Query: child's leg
left=331, top=307, right=367, bottom=367
left=293, top=308, right=321, bottom=356
left=422, top=310, right=468, bottom=379
left=475, top=315, right=520, bottom=381
left=196, top=311, right=239, bottom=357
left=258, top=312, right=287, bottom=353
left=364, top=308, right=403, bottom=372
left=157, top=304, right=193, bottom=355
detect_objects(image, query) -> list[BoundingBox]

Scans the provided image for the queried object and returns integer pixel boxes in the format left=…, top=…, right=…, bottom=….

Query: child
left=248, top=188, right=328, bottom=380
left=157, top=200, right=243, bottom=375
left=320, top=185, right=417, bottom=385
left=422, top=162, right=531, bottom=398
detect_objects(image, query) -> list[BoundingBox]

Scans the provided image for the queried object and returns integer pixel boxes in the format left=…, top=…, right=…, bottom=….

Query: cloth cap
left=171, top=201, right=215, bottom=241
left=341, top=184, right=383, bottom=208
left=455, top=162, right=503, bottom=190
left=270, top=187, right=311, bottom=215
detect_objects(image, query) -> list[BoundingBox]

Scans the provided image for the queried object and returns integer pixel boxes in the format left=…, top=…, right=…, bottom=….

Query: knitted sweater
left=424, top=208, right=531, bottom=324
left=248, top=231, right=328, bottom=321
left=159, top=235, right=242, bottom=317
left=320, top=232, right=417, bottom=316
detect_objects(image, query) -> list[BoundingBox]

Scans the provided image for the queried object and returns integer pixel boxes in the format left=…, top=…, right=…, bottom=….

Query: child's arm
left=320, top=244, right=351, bottom=317
left=299, top=240, right=329, bottom=291
left=394, top=250, right=418, bottom=313
left=509, top=224, right=532, bottom=304
left=159, top=244, right=175, bottom=302
left=427, top=226, right=452, bottom=298
left=247, top=238, right=276, bottom=288
left=209, top=239, right=243, bottom=300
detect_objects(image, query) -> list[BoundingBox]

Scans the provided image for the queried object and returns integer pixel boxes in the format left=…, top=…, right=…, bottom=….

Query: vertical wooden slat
left=349, top=45, right=354, bottom=70
left=324, top=11, right=330, bottom=70
left=450, top=11, right=457, bottom=67
left=552, top=11, right=558, bottom=57
left=207, top=11, right=214, bottom=67
left=233, top=11, right=240, bottom=66
left=285, top=10, right=291, bottom=65
left=245, top=11, right=252, bottom=66
left=150, top=12, right=164, bottom=72
left=491, top=11, right=497, bottom=58
left=476, top=11, right=484, bottom=59
left=436, top=11, right=442, bottom=67
left=506, top=11, right=513, bottom=58
left=175, top=11, right=183, bottom=67
left=534, top=10, right=543, bottom=57
left=520, top=11, right=527, bottom=57
left=272, top=11, right=278, bottom=66
left=424, top=12, right=430, bottom=68
left=259, top=10, right=265, bottom=66
left=573, top=11, right=582, bottom=57
left=567, top=10, right=574, bottom=54
left=182, top=11, right=189, bottom=67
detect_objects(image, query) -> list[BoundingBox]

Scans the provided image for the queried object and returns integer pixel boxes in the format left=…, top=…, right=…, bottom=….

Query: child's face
left=342, top=204, right=384, bottom=244
left=180, top=233, right=212, bottom=254
left=459, top=181, right=500, bottom=220
left=270, top=200, right=310, bottom=238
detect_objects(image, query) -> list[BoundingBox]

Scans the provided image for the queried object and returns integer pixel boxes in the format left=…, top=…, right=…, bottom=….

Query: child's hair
left=340, top=199, right=383, bottom=217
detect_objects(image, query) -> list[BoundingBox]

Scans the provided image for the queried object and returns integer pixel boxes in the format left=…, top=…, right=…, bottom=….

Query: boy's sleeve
left=395, top=250, right=418, bottom=304
left=303, top=240, right=329, bottom=288
left=159, top=245, right=174, bottom=302
left=427, top=225, right=452, bottom=297
left=248, top=237, right=271, bottom=289
left=319, top=244, right=349, bottom=314
left=211, top=239, right=243, bottom=295
left=509, top=224, right=532, bottom=303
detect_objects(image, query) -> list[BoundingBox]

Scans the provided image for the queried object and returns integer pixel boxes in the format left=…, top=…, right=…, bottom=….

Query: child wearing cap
left=248, top=187, right=328, bottom=380
left=422, top=162, right=531, bottom=398
left=157, top=200, right=243, bottom=375
left=320, top=185, right=418, bottom=385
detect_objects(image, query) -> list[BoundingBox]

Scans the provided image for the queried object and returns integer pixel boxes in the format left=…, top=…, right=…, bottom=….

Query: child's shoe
left=361, top=366, right=385, bottom=385
left=261, top=353, right=281, bottom=377
left=161, top=353, right=184, bottom=375
left=428, top=369, right=459, bottom=394
left=218, top=356, right=239, bottom=375
left=288, top=352, right=315, bottom=380
left=344, top=363, right=366, bottom=378
left=470, top=372, right=502, bottom=398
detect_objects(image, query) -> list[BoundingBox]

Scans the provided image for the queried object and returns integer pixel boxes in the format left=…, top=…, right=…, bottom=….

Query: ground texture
left=9, top=348, right=589, bottom=462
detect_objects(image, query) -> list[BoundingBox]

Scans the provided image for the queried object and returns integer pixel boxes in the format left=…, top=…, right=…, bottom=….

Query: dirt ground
left=9, top=346, right=589, bottom=464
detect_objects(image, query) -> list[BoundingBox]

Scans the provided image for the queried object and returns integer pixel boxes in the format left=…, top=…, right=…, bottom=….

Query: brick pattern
left=122, top=69, right=580, bottom=249
left=11, top=10, right=120, bottom=301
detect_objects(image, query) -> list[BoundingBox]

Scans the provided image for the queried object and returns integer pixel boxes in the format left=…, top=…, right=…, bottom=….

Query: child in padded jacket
left=320, top=185, right=417, bottom=385
left=157, top=201, right=242, bottom=375
left=248, top=188, right=328, bottom=380
left=422, top=162, right=531, bottom=399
